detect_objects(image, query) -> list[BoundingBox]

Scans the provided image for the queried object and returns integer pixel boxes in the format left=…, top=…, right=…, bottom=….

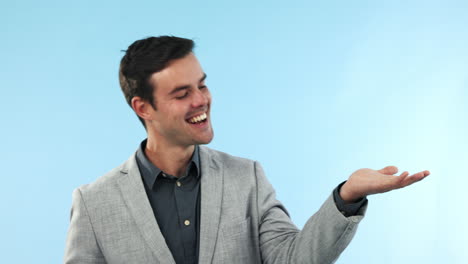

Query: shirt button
left=184, top=220, right=190, bottom=226
left=176, top=181, right=181, bottom=187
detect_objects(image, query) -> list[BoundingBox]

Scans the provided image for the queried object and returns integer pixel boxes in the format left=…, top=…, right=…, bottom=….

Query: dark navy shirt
left=135, top=139, right=367, bottom=263
left=136, top=139, right=201, bottom=264
left=333, top=181, right=368, bottom=217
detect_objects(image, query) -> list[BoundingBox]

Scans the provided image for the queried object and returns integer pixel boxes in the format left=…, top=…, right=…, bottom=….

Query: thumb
left=378, top=165, right=398, bottom=175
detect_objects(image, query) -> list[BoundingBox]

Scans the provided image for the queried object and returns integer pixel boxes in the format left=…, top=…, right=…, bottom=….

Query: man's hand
left=339, top=166, right=430, bottom=203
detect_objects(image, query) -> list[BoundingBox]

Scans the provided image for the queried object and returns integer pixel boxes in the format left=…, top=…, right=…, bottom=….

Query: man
left=64, top=36, right=429, bottom=264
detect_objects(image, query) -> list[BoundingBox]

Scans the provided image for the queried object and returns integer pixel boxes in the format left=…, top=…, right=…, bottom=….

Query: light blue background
left=1, top=0, right=467, bottom=263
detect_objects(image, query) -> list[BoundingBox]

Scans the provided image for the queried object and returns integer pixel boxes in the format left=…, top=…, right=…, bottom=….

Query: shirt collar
left=135, top=139, right=201, bottom=190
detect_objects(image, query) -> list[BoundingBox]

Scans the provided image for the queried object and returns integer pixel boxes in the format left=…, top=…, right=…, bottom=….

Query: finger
left=374, top=171, right=407, bottom=193
left=409, top=170, right=430, bottom=180
left=400, top=170, right=428, bottom=187
left=376, top=170, right=428, bottom=193
left=378, top=165, right=398, bottom=175
left=399, top=171, right=409, bottom=178
left=387, top=171, right=408, bottom=188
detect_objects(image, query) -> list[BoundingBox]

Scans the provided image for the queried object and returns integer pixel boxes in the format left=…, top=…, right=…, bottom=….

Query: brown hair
left=119, top=36, right=195, bottom=129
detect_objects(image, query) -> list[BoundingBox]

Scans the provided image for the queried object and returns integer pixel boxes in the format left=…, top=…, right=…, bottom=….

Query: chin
left=196, top=133, right=214, bottom=145
left=196, top=137, right=213, bottom=145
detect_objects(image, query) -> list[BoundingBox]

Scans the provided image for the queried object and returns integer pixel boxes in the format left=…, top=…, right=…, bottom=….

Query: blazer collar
left=117, top=153, right=176, bottom=264
left=198, top=146, right=224, bottom=263
left=117, top=146, right=224, bottom=263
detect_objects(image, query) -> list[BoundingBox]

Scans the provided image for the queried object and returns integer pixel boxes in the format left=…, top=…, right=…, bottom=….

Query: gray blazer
left=64, top=146, right=366, bottom=264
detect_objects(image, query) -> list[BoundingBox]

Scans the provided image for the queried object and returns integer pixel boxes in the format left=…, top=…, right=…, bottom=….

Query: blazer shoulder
left=200, top=145, right=256, bottom=168
left=75, top=154, right=134, bottom=199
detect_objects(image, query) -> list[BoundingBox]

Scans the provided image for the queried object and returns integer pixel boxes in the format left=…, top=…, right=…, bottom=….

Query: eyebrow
left=169, top=73, right=207, bottom=95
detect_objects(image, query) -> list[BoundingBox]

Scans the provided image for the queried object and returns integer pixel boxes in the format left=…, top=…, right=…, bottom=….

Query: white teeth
left=188, top=113, right=207, bottom=124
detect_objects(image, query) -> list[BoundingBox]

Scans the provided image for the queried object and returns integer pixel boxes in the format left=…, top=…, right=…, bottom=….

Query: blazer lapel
left=198, top=147, right=224, bottom=263
left=116, top=154, right=175, bottom=264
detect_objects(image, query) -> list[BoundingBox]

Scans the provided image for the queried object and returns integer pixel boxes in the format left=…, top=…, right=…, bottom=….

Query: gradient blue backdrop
left=1, top=0, right=467, bottom=263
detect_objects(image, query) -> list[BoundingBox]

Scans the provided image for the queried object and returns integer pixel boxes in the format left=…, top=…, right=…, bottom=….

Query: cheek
left=157, top=103, right=184, bottom=121
left=205, top=90, right=212, bottom=103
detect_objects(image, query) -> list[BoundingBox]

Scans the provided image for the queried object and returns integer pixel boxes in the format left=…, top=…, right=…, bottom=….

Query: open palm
left=340, top=166, right=430, bottom=203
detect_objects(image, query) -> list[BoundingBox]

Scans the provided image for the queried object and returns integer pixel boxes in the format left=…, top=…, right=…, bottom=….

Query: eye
left=199, top=85, right=207, bottom=89
left=175, top=92, right=189, bottom=99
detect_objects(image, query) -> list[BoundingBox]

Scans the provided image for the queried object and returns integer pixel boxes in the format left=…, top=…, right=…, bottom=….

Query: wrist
left=339, top=182, right=361, bottom=204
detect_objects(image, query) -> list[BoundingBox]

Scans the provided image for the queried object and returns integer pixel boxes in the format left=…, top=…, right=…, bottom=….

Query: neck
left=144, top=137, right=194, bottom=178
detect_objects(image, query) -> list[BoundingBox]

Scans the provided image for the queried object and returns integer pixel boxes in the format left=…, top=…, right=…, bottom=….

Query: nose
left=191, top=88, right=209, bottom=108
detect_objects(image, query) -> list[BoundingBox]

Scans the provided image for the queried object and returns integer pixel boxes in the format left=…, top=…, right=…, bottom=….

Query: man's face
left=145, top=53, right=214, bottom=147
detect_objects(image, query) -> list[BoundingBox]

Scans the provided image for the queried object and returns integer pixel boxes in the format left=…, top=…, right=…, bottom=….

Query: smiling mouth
left=187, top=113, right=207, bottom=124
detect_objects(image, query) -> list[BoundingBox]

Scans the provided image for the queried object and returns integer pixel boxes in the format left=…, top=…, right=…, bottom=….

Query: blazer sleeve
left=64, top=188, right=107, bottom=264
left=255, top=161, right=367, bottom=264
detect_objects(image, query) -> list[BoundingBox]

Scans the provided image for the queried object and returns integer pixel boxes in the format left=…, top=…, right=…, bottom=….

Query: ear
left=131, top=96, right=154, bottom=121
